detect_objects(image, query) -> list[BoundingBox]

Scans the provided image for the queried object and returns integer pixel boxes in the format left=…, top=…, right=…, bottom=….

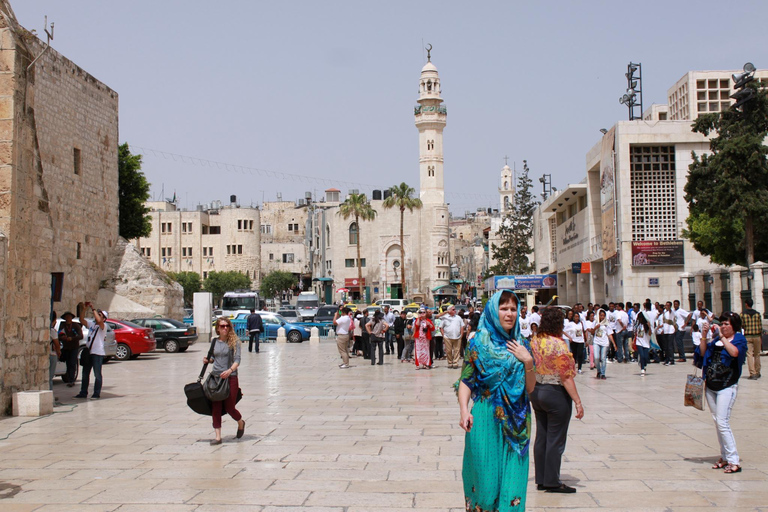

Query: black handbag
left=184, top=338, right=243, bottom=416
left=204, top=373, right=230, bottom=401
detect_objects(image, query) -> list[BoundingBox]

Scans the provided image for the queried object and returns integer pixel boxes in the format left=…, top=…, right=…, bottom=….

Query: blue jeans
left=79, top=354, right=103, bottom=397
left=594, top=344, right=609, bottom=376
left=637, top=346, right=650, bottom=371
left=615, top=330, right=630, bottom=362
left=49, top=354, right=58, bottom=390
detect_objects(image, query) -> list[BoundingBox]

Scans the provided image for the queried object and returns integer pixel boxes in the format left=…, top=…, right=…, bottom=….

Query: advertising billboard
left=631, top=241, right=684, bottom=266
left=493, top=274, right=557, bottom=290
left=600, top=127, right=617, bottom=260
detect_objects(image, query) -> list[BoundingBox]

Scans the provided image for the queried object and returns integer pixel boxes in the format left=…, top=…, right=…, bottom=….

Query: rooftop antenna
left=27, top=16, right=55, bottom=73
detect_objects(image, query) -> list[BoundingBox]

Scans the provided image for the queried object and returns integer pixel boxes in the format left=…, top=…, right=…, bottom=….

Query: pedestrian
left=361, top=309, right=371, bottom=359
left=584, top=310, right=596, bottom=370
left=57, top=311, right=83, bottom=387
left=614, top=303, right=630, bottom=363
left=353, top=313, right=367, bottom=358
left=661, top=302, right=677, bottom=366
left=673, top=300, right=689, bottom=363
left=203, top=316, right=245, bottom=445
left=402, top=312, right=415, bottom=361
left=519, top=306, right=532, bottom=340
left=592, top=310, right=615, bottom=380
left=432, top=314, right=444, bottom=362
left=394, top=310, right=407, bottom=362
left=440, top=305, right=465, bottom=369
left=333, top=307, right=353, bottom=369
left=366, top=310, right=388, bottom=365
left=457, top=289, right=536, bottom=510
left=700, top=312, right=747, bottom=474
left=741, top=299, right=762, bottom=380
left=74, top=302, right=107, bottom=399
left=49, top=311, right=61, bottom=393
left=246, top=308, right=263, bottom=353
left=529, top=306, right=584, bottom=493
left=634, top=310, right=652, bottom=376
left=568, top=311, right=586, bottom=374
left=414, top=308, right=434, bottom=370
left=382, top=305, right=396, bottom=355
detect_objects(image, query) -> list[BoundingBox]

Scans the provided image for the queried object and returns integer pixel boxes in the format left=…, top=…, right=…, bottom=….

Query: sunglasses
left=217, top=324, right=230, bottom=329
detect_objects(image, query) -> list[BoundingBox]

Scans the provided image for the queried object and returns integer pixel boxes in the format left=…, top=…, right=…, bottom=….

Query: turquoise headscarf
left=457, top=290, right=532, bottom=457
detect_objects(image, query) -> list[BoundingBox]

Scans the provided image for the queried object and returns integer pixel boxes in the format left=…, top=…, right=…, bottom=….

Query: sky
left=13, top=1, right=768, bottom=216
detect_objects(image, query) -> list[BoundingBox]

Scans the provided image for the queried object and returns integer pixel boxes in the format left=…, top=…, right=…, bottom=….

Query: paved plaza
left=0, top=340, right=767, bottom=511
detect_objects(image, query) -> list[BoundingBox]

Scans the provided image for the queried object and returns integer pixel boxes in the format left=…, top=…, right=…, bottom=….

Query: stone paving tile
left=0, top=342, right=766, bottom=510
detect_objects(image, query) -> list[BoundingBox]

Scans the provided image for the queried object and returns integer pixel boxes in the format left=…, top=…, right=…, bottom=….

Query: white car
left=53, top=319, right=117, bottom=383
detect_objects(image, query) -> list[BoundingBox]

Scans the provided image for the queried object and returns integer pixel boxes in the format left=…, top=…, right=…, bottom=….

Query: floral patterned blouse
left=530, top=333, right=575, bottom=385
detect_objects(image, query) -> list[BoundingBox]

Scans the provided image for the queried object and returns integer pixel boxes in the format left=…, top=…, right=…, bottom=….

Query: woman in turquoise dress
left=457, top=290, right=536, bottom=511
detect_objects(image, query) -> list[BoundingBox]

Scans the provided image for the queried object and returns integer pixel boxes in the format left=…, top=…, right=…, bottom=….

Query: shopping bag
left=684, top=369, right=704, bottom=411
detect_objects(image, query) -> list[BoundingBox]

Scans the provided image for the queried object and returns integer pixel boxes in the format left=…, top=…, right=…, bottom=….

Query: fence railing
left=183, top=318, right=334, bottom=341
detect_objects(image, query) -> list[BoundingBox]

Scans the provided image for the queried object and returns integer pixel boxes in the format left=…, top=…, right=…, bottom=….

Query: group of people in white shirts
left=517, top=300, right=717, bottom=379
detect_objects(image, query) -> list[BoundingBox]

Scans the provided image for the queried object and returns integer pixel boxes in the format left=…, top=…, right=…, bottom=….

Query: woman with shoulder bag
left=699, top=312, right=747, bottom=474
left=203, top=317, right=245, bottom=445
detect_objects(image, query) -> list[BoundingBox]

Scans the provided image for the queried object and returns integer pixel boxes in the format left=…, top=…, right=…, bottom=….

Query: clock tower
left=414, top=46, right=446, bottom=205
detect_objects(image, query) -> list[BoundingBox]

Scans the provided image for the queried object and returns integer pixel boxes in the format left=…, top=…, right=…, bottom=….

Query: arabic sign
left=631, top=241, right=684, bottom=266
left=493, top=274, right=557, bottom=290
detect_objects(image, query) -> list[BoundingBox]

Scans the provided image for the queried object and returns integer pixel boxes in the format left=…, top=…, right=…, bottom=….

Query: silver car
left=53, top=318, right=117, bottom=382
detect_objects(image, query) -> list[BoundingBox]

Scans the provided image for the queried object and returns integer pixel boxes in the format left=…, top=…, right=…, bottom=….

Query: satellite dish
left=744, top=62, right=756, bottom=73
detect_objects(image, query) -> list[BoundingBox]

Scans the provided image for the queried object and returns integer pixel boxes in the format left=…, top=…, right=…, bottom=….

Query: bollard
left=12, top=391, right=54, bottom=417
left=276, top=326, right=287, bottom=343
left=309, top=326, right=320, bottom=344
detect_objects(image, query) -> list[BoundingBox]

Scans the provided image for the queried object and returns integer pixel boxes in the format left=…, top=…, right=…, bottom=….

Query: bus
left=221, top=291, right=259, bottom=318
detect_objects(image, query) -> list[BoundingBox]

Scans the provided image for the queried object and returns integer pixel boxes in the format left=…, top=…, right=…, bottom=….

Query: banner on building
left=600, top=127, right=617, bottom=260
left=571, top=262, right=591, bottom=274
left=493, top=274, right=557, bottom=290
left=345, top=277, right=366, bottom=288
left=631, top=241, right=684, bottom=266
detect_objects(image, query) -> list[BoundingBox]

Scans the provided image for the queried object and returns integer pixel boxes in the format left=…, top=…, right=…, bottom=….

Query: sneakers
left=577, top=369, right=583, bottom=374
left=74, top=394, right=87, bottom=399
left=338, top=364, right=350, bottom=369
left=641, top=370, right=646, bottom=376
left=600, top=374, right=607, bottom=380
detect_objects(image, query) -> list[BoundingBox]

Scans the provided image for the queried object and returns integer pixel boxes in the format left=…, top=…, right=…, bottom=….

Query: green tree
left=684, top=81, right=768, bottom=266
left=383, top=182, right=422, bottom=298
left=203, top=271, right=252, bottom=306
left=338, top=193, right=377, bottom=300
left=490, top=160, right=538, bottom=275
left=168, top=271, right=201, bottom=306
left=118, top=143, right=152, bottom=239
left=260, top=270, right=296, bottom=300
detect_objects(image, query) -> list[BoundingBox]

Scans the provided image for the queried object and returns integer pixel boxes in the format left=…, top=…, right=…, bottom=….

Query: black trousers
left=434, top=336, right=445, bottom=359
left=660, top=334, right=675, bottom=363
left=570, top=342, right=585, bottom=370
left=63, top=348, right=78, bottom=383
left=395, top=334, right=405, bottom=361
left=385, top=331, right=394, bottom=354
left=530, top=383, right=573, bottom=487
left=369, top=339, right=383, bottom=364
left=248, top=331, right=260, bottom=352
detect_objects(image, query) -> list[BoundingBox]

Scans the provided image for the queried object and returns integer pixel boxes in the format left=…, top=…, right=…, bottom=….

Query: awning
left=449, top=279, right=464, bottom=284
left=432, top=285, right=458, bottom=295
left=312, top=277, right=333, bottom=282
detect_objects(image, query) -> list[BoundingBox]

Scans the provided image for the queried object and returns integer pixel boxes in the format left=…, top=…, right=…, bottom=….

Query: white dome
left=421, top=61, right=438, bottom=74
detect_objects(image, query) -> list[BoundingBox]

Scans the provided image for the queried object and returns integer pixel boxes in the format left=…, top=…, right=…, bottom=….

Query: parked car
left=106, top=319, right=157, bottom=360
left=296, top=292, right=320, bottom=321
left=379, top=299, right=408, bottom=310
left=258, top=312, right=311, bottom=343
left=53, top=318, right=117, bottom=382
left=277, top=309, right=300, bottom=321
left=314, top=305, right=339, bottom=323
left=130, top=318, right=198, bottom=353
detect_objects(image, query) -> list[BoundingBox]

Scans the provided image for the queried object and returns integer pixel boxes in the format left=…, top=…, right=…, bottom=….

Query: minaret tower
left=415, top=45, right=446, bottom=204
left=500, top=158, right=515, bottom=213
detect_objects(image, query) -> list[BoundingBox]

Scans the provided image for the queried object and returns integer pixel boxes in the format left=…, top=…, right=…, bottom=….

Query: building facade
left=0, top=2, right=119, bottom=411
left=308, top=54, right=452, bottom=305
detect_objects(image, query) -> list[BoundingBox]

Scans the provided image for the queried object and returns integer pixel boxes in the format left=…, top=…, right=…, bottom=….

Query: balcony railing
left=414, top=105, right=447, bottom=115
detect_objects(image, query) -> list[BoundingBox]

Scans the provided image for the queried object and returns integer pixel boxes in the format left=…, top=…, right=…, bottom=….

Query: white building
left=533, top=68, right=768, bottom=311
left=308, top=51, right=452, bottom=305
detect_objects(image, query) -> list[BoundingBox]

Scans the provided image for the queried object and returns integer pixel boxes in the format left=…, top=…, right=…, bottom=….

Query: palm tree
left=383, top=182, right=423, bottom=299
left=338, top=193, right=377, bottom=301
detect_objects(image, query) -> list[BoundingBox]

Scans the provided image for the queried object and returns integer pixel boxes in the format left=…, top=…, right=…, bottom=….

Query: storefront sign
left=493, top=274, right=557, bottom=290
left=345, top=277, right=366, bottom=287
left=631, top=241, right=684, bottom=266
left=572, top=262, right=591, bottom=274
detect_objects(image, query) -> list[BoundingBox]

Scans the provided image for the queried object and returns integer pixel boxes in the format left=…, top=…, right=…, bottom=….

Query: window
left=269, top=253, right=274, bottom=261
left=227, top=245, right=231, bottom=255
left=288, top=223, right=299, bottom=232
left=428, top=165, right=435, bottom=177
left=209, top=247, right=213, bottom=256
left=161, top=222, right=173, bottom=234
left=182, top=247, right=187, bottom=257
left=349, top=222, right=358, bottom=245
left=238, top=220, right=242, bottom=230
left=326, top=225, right=330, bottom=247
left=261, top=224, right=272, bottom=234
left=427, top=139, right=434, bottom=151
left=630, top=145, right=678, bottom=241
left=141, top=247, right=151, bottom=258
left=182, top=222, right=192, bottom=233
left=203, top=271, right=208, bottom=279
left=326, top=260, right=332, bottom=270
left=161, top=247, right=172, bottom=258
left=209, top=226, right=221, bottom=235
left=76, top=242, right=82, bottom=259
left=181, top=247, right=192, bottom=257
left=345, top=258, right=366, bottom=267
left=283, top=253, right=294, bottom=263
left=238, top=245, right=243, bottom=254
left=73, top=148, right=81, bottom=175
left=203, top=247, right=207, bottom=256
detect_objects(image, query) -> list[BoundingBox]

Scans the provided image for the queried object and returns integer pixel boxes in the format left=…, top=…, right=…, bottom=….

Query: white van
left=296, top=292, right=320, bottom=321
left=379, top=299, right=408, bottom=311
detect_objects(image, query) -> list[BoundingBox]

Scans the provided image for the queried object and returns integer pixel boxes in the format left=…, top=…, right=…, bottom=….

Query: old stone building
left=0, top=2, right=119, bottom=412
left=259, top=200, right=310, bottom=286
left=137, top=198, right=261, bottom=285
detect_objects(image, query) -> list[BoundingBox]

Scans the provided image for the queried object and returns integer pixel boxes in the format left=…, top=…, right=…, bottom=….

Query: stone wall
left=101, top=237, right=184, bottom=320
left=0, top=2, right=119, bottom=412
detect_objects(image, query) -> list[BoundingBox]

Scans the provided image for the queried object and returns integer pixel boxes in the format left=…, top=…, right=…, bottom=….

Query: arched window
left=349, top=222, right=358, bottom=245
left=504, top=196, right=510, bottom=210
left=326, top=225, right=330, bottom=248
left=503, top=181, right=508, bottom=190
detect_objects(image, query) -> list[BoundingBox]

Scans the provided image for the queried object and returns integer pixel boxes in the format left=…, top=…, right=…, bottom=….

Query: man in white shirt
left=333, top=307, right=353, bottom=369
left=439, top=305, right=465, bottom=369
left=519, top=306, right=532, bottom=339
left=615, top=303, right=631, bottom=363
left=672, top=300, right=689, bottom=363
left=529, top=306, right=541, bottom=333
left=382, top=305, right=396, bottom=355
left=661, top=302, right=677, bottom=366
left=75, top=301, right=107, bottom=399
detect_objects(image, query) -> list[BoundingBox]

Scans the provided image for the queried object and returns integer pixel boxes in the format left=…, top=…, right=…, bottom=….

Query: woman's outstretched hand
left=506, top=340, right=533, bottom=366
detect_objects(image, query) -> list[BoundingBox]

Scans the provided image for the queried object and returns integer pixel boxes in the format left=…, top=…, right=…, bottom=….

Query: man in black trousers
left=246, top=309, right=263, bottom=353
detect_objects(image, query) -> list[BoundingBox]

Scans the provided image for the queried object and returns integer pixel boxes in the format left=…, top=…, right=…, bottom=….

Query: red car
left=106, top=319, right=157, bottom=360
